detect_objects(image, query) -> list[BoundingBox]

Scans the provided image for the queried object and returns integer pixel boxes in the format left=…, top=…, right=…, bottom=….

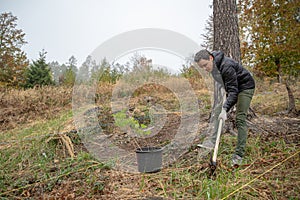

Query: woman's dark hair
left=194, top=49, right=212, bottom=62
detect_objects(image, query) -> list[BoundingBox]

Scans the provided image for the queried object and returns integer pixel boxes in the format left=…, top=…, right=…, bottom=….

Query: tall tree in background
left=49, top=61, right=64, bottom=84
left=77, top=55, right=94, bottom=82
left=201, top=14, right=214, bottom=51
left=58, top=64, right=68, bottom=85
left=67, top=56, right=78, bottom=74
left=213, top=0, right=241, bottom=62
left=63, top=56, right=78, bottom=86
left=239, top=0, right=299, bottom=114
left=91, top=58, right=113, bottom=83
left=24, top=50, right=53, bottom=88
left=0, top=12, right=28, bottom=87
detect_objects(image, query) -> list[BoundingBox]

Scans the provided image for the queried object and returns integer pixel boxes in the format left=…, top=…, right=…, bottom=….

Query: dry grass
left=0, top=86, right=73, bottom=131
left=252, top=78, right=300, bottom=115
left=1, top=77, right=297, bottom=133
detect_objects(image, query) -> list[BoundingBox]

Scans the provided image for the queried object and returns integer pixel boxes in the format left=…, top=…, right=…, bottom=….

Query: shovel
left=210, top=118, right=223, bottom=175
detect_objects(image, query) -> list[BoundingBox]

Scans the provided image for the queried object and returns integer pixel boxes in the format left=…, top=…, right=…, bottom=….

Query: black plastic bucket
left=136, top=147, right=163, bottom=173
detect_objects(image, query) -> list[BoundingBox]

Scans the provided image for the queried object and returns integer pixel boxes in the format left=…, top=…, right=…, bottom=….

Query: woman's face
left=197, top=56, right=214, bottom=72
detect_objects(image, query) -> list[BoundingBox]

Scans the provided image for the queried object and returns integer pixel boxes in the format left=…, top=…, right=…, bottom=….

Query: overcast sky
left=0, top=0, right=212, bottom=71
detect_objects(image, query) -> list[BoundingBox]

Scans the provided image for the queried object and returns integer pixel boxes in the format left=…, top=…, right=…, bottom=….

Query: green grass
left=0, top=110, right=109, bottom=198
left=0, top=109, right=299, bottom=199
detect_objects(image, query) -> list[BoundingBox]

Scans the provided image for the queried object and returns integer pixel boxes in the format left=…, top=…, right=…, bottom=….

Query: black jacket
left=211, top=51, right=255, bottom=112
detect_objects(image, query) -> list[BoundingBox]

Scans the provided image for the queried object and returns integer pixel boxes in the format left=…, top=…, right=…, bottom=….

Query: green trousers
left=211, top=89, right=255, bottom=157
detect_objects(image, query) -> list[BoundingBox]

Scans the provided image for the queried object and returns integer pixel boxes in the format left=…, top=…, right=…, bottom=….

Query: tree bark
left=213, top=0, right=243, bottom=130
left=276, top=59, right=297, bottom=115
left=213, top=0, right=241, bottom=63
left=285, top=81, right=298, bottom=115
left=275, top=58, right=282, bottom=83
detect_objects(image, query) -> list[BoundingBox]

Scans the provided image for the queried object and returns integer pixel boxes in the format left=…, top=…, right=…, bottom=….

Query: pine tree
left=201, top=14, right=214, bottom=51
left=24, top=50, right=54, bottom=88
left=212, top=0, right=243, bottom=133
left=213, top=0, right=241, bottom=61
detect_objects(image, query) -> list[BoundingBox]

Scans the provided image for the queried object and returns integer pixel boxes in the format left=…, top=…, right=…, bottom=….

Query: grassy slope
left=0, top=81, right=299, bottom=199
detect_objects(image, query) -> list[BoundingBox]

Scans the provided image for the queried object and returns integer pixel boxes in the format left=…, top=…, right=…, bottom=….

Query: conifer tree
left=24, top=50, right=54, bottom=88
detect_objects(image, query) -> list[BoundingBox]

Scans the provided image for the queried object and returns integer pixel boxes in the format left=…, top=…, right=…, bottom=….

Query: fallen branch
left=45, top=132, right=75, bottom=158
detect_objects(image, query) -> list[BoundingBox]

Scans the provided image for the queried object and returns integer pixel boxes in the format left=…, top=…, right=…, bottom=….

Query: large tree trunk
left=213, top=0, right=243, bottom=134
left=213, top=0, right=241, bottom=62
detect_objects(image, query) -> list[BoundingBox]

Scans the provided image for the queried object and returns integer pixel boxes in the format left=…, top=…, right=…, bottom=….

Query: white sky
left=0, top=0, right=212, bottom=71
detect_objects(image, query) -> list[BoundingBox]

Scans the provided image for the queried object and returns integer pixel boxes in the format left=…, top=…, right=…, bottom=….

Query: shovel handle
left=212, top=119, right=223, bottom=163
